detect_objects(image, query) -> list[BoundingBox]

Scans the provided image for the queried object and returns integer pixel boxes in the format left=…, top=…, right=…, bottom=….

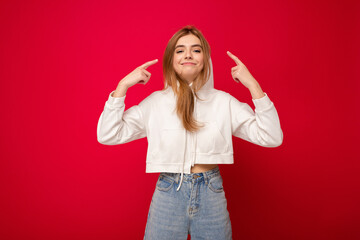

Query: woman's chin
left=181, top=71, right=199, bottom=79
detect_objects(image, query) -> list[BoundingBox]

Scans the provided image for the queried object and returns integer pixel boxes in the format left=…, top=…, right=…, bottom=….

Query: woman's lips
left=182, top=63, right=195, bottom=65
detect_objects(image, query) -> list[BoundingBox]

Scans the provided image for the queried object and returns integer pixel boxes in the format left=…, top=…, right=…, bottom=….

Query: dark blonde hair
left=162, top=25, right=211, bottom=132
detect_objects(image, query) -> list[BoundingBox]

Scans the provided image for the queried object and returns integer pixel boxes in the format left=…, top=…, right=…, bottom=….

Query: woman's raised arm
left=97, top=59, right=158, bottom=145
left=227, top=51, right=283, bottom=147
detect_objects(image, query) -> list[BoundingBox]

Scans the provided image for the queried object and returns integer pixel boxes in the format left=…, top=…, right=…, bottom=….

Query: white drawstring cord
left=176, top=172, right=183, bottom=191
left=177, top=128, right=187, bottom=191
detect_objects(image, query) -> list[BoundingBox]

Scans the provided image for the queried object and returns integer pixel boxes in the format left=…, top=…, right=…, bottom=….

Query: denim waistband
left=159, top=166, right=221, bottom=184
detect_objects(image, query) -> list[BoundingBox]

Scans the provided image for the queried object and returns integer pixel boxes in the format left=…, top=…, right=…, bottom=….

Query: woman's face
left=172, top=34, right=204, bottom=83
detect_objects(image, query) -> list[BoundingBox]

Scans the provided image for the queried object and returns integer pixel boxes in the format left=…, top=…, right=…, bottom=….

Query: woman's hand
left=227, top=51, right=259, bottom=89
left=112, top=59, right=158, bottom=98
left=118, top=59, right=158, bottom=88
left=227, top=51, right=265, bottom=99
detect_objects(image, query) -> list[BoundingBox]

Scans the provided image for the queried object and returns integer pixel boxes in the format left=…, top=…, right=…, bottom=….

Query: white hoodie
left=97, top=58, right=283, bottom=191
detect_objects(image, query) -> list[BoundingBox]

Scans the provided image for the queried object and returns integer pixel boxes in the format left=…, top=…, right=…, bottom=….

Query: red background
left=1, top=0, right=359, bottom=239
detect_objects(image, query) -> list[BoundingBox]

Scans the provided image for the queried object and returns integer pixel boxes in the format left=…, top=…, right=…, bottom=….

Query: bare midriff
left=190, top=164, right=218, bottom=173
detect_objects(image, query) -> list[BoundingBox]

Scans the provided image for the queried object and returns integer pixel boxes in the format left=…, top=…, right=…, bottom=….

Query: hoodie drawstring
left=177, top=84, right=198, bottom=191
left=177, top=172, right=184, bottom=191
left=177, top=129, right=187, bottom=191
left=192, top=93, right=197, bottom=167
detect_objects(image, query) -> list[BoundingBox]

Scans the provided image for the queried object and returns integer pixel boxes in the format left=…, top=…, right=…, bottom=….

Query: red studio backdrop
left=0, top=0, right=359, bottom=239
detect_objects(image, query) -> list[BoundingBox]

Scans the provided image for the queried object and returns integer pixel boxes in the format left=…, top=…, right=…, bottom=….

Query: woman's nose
left=185, top=50, right=192, bottom=59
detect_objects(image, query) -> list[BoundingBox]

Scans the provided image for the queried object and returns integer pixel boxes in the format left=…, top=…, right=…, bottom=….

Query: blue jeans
left=144, top=166, right=232, bottom=240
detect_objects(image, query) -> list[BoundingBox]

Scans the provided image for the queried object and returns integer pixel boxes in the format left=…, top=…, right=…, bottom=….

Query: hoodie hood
left=197, top=57, right=214, bottom=90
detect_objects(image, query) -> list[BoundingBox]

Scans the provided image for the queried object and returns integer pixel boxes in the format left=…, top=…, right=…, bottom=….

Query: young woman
left=97, top=25, right=283, bottom=240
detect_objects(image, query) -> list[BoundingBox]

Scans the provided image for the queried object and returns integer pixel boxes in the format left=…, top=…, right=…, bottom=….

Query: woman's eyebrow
left=175, top=44, right=203, bottom=49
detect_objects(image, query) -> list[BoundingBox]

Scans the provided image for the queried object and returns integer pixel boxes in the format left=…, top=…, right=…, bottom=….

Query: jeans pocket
left=156, top=175, right=174, bottom=192
left=208, top=175, right=224, bottom=193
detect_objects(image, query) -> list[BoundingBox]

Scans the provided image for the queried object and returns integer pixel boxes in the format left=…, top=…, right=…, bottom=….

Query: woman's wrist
left=113, top=83, right=129, bottom=98
left=248, top=82, right=265, bottom=99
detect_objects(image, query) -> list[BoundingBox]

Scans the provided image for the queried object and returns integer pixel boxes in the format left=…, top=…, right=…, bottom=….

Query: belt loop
left=175, top=173, right=179, bottom=184
left=203, top=171, right=208, bottom=185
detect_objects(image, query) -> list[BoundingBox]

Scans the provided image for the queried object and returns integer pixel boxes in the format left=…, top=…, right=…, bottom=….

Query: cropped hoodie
left=97, top=58, right=283, bottom=191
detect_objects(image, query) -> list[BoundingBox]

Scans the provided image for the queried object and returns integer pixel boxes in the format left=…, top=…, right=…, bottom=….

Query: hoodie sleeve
left=229, top=92, right=283, bottom=147
left=97, top=90, right=146, bottom=145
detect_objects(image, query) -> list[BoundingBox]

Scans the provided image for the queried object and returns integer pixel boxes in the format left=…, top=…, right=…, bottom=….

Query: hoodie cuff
left=252, top=92, right=272, bottom=111
left=107, top=90, right=126, bottom=107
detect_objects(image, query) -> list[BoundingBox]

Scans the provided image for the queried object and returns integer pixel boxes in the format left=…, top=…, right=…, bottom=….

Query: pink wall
left=1, top=0, right=359, bottom=239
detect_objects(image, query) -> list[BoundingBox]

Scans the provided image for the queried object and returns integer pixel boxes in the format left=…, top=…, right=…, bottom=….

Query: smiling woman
left=97, top=24, right=283, bottom=240
left=173, top=36, right=204, bottom=84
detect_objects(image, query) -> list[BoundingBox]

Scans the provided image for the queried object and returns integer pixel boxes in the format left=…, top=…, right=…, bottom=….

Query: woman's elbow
left=261, top=130, right=283, bottom=148
left=97, top=133, right=119, bottom=145
left=268, top=130, right=283, bottom=147
left=97, top=135, right=112, bottom=145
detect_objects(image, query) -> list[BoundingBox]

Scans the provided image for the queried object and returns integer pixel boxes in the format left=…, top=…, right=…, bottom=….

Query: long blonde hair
left=162, top=25, right=211, bottom=132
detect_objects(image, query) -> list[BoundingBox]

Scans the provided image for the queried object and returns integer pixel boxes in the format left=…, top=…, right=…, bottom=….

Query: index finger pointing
left=227, top=51, right=242, bottom=65
left=139, top=59, right=159, bottom=69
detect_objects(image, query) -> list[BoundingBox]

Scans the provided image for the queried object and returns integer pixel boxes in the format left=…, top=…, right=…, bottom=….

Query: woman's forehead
left=176, top=34, right=201, bottom=46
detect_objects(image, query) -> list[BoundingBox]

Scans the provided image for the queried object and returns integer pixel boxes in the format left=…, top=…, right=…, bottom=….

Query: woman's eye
left=176, top=49, right=201, bottom=53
